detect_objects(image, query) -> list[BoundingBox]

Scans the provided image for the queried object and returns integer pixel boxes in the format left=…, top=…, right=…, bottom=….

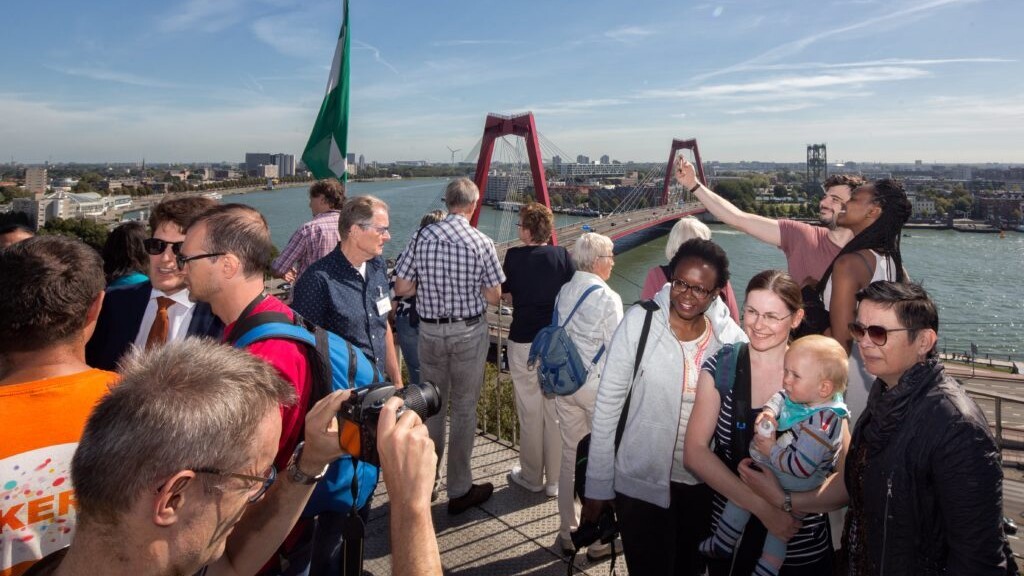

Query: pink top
left=271, top=210, right=341, bottom=281
left=641, top=265, right=741, bottom=322
left=224, top=295, right=311, bottom=470
left=778, top=219, right=842, bottom=287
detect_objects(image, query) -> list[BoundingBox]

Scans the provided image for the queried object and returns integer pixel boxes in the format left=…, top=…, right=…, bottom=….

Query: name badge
left=376, top=296, right=392, bottom=316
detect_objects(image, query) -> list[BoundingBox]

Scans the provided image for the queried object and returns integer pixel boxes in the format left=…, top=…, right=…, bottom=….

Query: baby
left=700, top=335, right=849, bottom=576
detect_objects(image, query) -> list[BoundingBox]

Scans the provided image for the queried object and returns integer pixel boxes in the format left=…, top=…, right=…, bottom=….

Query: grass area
left=476, top=363, right=520, bottom=445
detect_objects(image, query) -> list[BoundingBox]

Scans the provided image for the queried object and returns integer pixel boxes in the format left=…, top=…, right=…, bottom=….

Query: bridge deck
left=360, top=364, right=1024, bottom=574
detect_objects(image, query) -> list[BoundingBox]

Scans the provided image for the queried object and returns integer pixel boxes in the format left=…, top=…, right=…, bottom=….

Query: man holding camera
left=23, top=341, right=444, bottom=576
left=181, top=204, right=374, bottom=575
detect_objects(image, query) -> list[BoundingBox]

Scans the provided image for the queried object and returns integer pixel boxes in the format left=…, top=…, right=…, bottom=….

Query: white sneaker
left=586, top=538, right=623, bottom=561
left=545, top=484, right=558, bottom=498
left=507, top=466, right=543, bottom=492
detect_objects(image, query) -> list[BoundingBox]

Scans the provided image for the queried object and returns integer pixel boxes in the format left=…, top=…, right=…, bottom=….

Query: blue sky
left=2, top=0, right=1022, bottom=164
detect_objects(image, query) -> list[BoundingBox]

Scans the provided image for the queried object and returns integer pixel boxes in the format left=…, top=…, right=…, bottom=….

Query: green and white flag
left=302, top=0, right=350, bottom=181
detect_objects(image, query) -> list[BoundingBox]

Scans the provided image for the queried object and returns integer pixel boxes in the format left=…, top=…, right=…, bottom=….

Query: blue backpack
left=528, top=285, right=605, bottom=396
left=229, top=310, right=382, bottom=517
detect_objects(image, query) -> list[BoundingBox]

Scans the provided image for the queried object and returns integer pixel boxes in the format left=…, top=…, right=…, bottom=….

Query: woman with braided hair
left=820, top=178, right=912, bottom=424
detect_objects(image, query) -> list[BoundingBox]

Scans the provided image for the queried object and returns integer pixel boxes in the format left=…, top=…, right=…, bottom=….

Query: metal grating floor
left=362, top=432, right=626, bottom=575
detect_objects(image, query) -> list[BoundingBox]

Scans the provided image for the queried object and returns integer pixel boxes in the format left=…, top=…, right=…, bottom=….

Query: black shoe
left=447, top=482, right=493, bottom=515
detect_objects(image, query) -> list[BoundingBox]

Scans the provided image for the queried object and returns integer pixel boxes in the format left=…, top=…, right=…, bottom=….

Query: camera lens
left=398, top=381, right=441, bottom=421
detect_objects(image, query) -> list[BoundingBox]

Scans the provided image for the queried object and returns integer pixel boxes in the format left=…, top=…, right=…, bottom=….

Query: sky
left=2, top=0, right=1022, bottom=165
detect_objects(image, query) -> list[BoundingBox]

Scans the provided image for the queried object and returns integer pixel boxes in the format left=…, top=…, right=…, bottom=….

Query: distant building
left=256, top=164, right=279, bottom=179
left=25, top=167, right=47, bottom=195
left=600, top=155, right=610, bottom=165
left=274, top=154, right=295, bottom=177
left=555, top=163, right=627, bottom=178
left=347, top=153, right=356, bottom=167
left=213, top=168, right=240, bottom=180
left=576, top=155, right=590, bottom=165
left=245, top=152, right=274, bottom=175
left=976, top=191, right=1024, bottom=222
left=358, top=154, right=366, bottom=169
left=907, top=193, right=936, bottom=219
left=552, top=155, right=562, bottom=168
left=483, top=171, right=531, bottom=204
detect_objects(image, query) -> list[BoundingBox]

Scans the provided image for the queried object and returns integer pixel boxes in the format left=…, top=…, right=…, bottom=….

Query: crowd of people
left=0, top=168, right=1017, bottom=576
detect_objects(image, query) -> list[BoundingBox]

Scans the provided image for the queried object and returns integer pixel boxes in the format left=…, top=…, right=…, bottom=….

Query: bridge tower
left=663, top=138, right=708, bottom=205
left=471, top=112, right=555, bottom=243
left=806, top=143, right=827, bottom=184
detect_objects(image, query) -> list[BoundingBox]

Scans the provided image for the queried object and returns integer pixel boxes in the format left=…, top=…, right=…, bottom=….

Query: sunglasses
left=143, top=238, right=184, bottom=256
left=848, top=322, right=911, bottom=346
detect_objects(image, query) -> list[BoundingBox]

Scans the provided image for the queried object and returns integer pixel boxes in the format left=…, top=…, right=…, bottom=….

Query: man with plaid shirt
left=271, top=179, right=345, bottom=283
left=394, top=177, right=504, bottom=514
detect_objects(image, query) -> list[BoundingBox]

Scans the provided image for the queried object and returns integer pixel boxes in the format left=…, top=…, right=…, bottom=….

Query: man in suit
left=86, top=196, right=224, bottom=371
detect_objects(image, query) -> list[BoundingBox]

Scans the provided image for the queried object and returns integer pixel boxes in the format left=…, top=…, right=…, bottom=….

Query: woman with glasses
left=686, top=269, right=839, bottom=575
left=582, top=238, right=745, bottom=574
left=818, top=179, right=911, bottom=423
left=501, top=202, right=575, bottom=498
left=739, top=281, right=1013, bottom=575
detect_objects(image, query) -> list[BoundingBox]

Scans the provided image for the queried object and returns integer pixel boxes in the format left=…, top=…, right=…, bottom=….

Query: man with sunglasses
left=86, top=196, right=223, bottom=371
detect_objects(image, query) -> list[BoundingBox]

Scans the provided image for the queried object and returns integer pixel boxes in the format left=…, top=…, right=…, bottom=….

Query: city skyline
left=2, top=0, right=1022, bottom=165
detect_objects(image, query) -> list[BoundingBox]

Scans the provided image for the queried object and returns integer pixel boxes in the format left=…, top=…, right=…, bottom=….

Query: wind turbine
left=447, top=146, right=462, bottom=165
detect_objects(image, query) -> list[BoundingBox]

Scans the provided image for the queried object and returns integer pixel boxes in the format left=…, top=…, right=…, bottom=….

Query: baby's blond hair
left=789, top=335, right=849, bottom=394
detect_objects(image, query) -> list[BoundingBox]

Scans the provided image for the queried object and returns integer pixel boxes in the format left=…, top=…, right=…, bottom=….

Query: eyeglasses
left=848, top=322, right=911, bottom=346
left=143, top=238, right=184, bottom=256
left=744, top=307, right=793, bottom=326
left=359, top=223, right=390, bottom=236
left=175, top=252, right=226, bottom=270
left=670, top=278, right=714, bottom=299
left=195, top=464, right=277, bottom=503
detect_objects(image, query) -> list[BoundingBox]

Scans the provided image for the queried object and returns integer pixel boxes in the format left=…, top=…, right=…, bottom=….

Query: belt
left=419, top=314, right=482, bottom=325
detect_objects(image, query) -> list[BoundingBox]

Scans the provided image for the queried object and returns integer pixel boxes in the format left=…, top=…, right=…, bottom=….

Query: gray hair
left=572, top=232, right=613, bottom=272
left=664, top=217, right=712, bottom=261
left=445, top=177, right=479, bottom=209
left=339, top=195, right=388, bottom=241
left=71, top=339, right=297, bottom=526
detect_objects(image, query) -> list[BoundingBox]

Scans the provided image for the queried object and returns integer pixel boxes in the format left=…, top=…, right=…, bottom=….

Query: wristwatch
left=782, top=491, right=793, bottom=513
left=286, top=441, right=329, bottom=485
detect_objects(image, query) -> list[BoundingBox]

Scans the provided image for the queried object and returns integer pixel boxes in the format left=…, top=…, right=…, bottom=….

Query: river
left=234, top=178, right=1024, bottom=362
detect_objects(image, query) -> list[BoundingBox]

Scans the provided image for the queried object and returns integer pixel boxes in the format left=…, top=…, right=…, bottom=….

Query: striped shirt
left=702, top=352, right=833, bottom=566
left=394, top=213, right=504, bottom=319
left=271, top=210, right=340, bottom=281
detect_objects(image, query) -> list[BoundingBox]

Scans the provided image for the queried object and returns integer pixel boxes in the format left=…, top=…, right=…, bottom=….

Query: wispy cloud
left=725, top=103, right=821, bottom=115
left=604, top=26, right=658, bottom=43
left=352, top=40, right=400, bottom=75
left=46, top=65, right=177, bottom=89
left=431, top=39, right=526, bottom=47
left=160, top=0, right=246, bottom=33
left=694, top=0, right=977, bottom=80
left=526, top=98, right=629, bottom=116
left=640, top=66, right=928, bottom=100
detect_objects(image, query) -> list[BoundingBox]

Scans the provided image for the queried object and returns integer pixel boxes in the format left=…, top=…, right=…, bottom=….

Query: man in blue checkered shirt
left=394, top=177, right=505, bottom=514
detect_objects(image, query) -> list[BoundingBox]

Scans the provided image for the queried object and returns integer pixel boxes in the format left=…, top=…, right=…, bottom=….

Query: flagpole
left=301, top=0, right=350, bottom=182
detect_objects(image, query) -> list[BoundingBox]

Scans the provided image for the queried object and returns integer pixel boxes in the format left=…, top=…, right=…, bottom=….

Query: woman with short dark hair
left=501, top=202, right=575, bottom=497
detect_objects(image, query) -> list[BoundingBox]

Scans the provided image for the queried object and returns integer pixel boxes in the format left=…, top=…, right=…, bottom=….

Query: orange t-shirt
left=0, top=369, right=118, bottom=576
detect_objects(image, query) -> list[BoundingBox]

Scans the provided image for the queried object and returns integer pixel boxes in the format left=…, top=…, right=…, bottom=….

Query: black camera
left=570, top=507, right=619, bottom=550
left=337, top=381, right=441, bottom=467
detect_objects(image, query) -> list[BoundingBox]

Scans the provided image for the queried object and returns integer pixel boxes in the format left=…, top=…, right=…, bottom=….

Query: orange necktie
left=145, top=296, right=176, bottom=349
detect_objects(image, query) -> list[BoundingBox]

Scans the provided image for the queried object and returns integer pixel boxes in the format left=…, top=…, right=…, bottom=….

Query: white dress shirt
left=133, top=288, right=198, bottom=349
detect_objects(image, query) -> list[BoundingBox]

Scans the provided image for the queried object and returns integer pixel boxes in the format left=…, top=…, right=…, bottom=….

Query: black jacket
left=846, top=359, right=1011, bottom=575
left=86, top=281, right=223, bottom=371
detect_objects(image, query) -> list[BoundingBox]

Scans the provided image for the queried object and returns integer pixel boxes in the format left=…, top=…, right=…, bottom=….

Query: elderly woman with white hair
left=550, top=232, right=624, bottom=559
left=641, top=216, right=740, bottom=321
